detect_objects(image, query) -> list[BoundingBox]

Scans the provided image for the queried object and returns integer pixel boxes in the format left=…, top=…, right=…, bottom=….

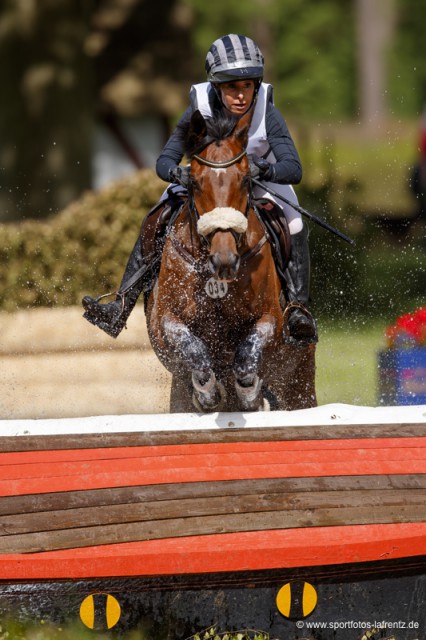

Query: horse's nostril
left=208, top=252, right=240, bottom=280
left=208, top=254, right=220, bottom=274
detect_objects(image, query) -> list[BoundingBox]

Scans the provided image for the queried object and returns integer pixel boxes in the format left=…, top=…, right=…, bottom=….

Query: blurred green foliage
left=0, top=618, right=271, bottom=640
left=0, top=171, right=164, bottom=312
left=308, top=212, right=425, bottom=321
left=390, top=0, right=426, bottom=116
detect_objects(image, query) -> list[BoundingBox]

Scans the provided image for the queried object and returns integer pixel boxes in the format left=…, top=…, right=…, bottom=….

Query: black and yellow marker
left=276, top=581, right=318, bottom=620
left=79, top=593, right=121, bottom=630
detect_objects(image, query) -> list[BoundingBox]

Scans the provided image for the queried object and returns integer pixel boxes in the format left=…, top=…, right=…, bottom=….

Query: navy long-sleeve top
left=156, top=89, right=302, bottom=186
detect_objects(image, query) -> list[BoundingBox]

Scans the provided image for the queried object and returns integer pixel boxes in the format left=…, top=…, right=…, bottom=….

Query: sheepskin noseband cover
left=197, top=207, right=248, bottom=236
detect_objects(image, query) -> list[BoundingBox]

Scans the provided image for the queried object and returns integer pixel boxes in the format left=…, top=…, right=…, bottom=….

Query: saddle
left=254, top=198, right=291, bottom=282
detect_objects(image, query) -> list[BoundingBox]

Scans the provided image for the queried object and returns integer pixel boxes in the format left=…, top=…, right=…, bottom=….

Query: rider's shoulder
left=189, top=82, right=216, bottom=114
left=258, top=82, right=274, bottom=102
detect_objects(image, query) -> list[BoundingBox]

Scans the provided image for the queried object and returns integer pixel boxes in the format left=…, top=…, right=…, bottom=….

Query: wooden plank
left=1, top=423, right=425, bottom=452
left=1, top=436, right=425, bottom=466
left=1, top=524, right=425, bottom=579
left=1, top=489, right=424, bottom=537
left=2, top=445, right=425, bottom=483
left=2, top=458, right=425, bottom=497
left=2, top=474, right=424, bottom=516
left=1, top=505, right=426, bottom=554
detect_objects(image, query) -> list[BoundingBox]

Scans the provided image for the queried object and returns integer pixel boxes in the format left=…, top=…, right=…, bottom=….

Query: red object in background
left=385, top=307, right=426, bottom=349
left=421, top=131, right=426, bottom=156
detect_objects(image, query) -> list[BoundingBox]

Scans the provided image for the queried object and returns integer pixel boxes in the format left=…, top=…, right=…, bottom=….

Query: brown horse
left=146, top=109, right=316, bottom=412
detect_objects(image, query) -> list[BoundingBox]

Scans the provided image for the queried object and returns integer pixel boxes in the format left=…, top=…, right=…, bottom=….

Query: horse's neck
left=172, top=205, right=206, bottom=256
left=243, top=208, right=266, bottom=247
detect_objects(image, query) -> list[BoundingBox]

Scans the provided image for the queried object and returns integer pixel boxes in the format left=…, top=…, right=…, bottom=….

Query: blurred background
left=0, top=0, right=425, bottom=417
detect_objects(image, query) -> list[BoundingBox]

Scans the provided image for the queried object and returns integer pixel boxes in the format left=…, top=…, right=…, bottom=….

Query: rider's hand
left=248, top=155, right=276, bottom=182
left=169, top=165, right=190, bottom=188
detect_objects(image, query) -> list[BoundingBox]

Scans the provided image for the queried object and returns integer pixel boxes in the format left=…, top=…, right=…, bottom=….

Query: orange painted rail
left=1, top=425, right=425, bottom=581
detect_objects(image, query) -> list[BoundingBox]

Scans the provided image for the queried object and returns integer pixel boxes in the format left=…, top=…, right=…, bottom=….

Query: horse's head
left=187, top=109, right=252, bottom=281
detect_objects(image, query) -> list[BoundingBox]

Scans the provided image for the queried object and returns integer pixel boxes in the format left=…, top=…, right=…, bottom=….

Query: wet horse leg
left=162, top=316, right=223, bottom=411
left=233, top=318, right=275, bottom=411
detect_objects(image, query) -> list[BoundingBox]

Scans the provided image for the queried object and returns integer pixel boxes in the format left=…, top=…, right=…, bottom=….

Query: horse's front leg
left=162, top=315, right=224, bottom=411
left=233, top=316, right=276, bottom=411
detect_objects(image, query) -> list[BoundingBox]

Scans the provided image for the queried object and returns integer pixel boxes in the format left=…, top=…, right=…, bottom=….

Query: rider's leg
left=82, top=198, right=177, bottom=338
left=256, top=183, right=317, bottom=341
left=82, top=236, right=145, bottom=338
left=283, top=221, right=317, bottom=341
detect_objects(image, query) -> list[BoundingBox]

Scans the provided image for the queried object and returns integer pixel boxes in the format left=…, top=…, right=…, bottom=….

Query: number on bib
left=205, top=277, right=228, bottom=299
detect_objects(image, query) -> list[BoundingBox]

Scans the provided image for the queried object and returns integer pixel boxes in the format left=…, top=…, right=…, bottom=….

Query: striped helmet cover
left=205, top=34, right=264, bottom=82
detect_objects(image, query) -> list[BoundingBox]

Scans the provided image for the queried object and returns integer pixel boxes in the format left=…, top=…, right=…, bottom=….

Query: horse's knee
left=234, top=321, right=275, bottom=377
left=234, top=338, right=261, bottom=379
left=233, top=338, right=263, bottom=380
left=162, top=317, right=211, bottom=372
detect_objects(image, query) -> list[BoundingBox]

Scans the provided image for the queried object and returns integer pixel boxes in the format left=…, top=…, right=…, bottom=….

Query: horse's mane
left=185, top=111, right=239, bottom=157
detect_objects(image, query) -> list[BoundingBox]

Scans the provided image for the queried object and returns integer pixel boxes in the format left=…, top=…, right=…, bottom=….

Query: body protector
left=190, top=82, right=302, bottom=232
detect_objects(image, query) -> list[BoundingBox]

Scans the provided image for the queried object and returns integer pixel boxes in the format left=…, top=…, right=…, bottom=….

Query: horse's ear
left=233, top=109, right=252, bottom=147
left=188, top=110, right=208, bottom=147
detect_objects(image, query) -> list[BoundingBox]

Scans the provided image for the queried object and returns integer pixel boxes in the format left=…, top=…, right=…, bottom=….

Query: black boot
left=82, top=237, right=147, bottom=338
left=82, top=197, right=181, bottom=338
left=283, top=226, right=318, bottom=343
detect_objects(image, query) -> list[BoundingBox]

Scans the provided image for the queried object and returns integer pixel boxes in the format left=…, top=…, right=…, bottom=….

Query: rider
left=83, top=34, right=317, bottom=342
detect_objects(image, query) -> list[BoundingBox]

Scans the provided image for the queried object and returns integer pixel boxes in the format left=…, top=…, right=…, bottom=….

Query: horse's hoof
left=191, top=373, right=226, bottom=413
left=235, top=375, right=264, bottom=411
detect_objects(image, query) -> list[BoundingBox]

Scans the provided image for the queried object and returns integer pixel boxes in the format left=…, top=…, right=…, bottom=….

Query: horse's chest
left=193, top=276, right=254, bottom=323
left=203, top=277, right=229, bottom=300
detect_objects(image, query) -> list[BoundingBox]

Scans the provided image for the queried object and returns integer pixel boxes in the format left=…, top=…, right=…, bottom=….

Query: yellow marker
left=276, top=581, right=318, bottom=619
left=106, top=594, right=121, bottom=629
left=79, top=593, right=121, bottom=630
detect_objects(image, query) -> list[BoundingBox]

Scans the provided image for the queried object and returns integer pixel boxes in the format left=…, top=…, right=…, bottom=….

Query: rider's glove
left=168, top=165, right=190, bottom=188
left=248, top=155, right=276, bottom=182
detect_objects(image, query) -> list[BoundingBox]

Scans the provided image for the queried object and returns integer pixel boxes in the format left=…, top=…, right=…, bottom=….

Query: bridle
left=192, top=148, right=247, bottom=169
left=189, top=147, right=252, bottom=248
left=168, top=146, right=267, bottom=268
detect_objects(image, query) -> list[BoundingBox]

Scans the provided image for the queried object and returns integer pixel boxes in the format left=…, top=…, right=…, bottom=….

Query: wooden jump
left=1, top=405, right=425, bottom=581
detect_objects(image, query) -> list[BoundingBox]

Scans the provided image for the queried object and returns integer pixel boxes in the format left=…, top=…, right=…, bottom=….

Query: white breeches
left=253, top=182, right=303, bottom=235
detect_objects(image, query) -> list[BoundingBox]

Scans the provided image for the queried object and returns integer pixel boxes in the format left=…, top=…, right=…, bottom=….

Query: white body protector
left=191, top=82, right=303, bottom=235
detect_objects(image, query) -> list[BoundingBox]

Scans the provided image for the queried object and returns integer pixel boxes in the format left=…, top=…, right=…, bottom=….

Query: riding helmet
left=205, top=34, right=264, bottom=83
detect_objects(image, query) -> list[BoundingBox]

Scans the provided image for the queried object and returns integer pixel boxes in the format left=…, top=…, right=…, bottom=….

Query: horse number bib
left=205, top=277, right=228, bottom=299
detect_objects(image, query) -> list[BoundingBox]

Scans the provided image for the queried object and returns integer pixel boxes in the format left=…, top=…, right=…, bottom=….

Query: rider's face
left=219, top=80, right=256, bottom=115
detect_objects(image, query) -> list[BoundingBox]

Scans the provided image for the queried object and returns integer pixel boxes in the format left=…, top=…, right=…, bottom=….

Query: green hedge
left=0, top=171, right=165, bottom=311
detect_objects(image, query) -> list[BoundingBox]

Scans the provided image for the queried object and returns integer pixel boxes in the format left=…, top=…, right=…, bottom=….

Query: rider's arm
left=155, top=107, right=192, bottom=182
left=265, top=104, right=302, bottom=185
